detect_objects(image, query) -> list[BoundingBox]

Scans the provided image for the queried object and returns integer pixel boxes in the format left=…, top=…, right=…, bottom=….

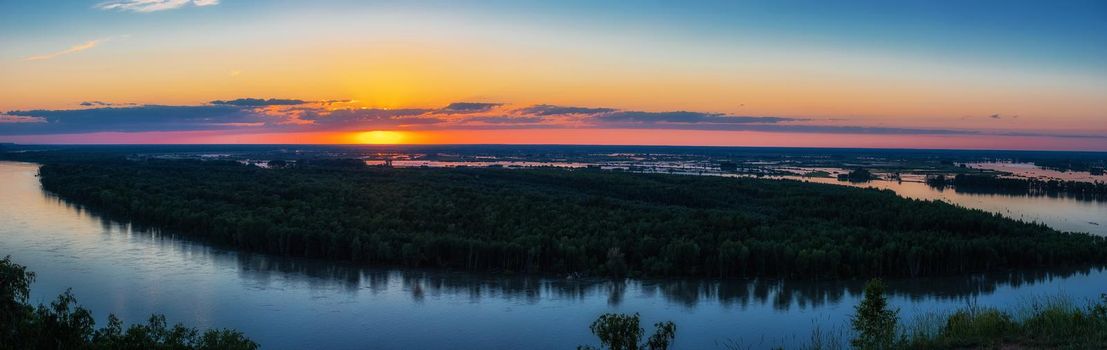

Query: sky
left=1, top=0, right=1105, bottom=150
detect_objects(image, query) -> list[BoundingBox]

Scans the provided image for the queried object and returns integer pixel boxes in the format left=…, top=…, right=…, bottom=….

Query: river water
left=790, top=175, right=1107, bottom=237
left=1, top=161, right=1104, bottom=349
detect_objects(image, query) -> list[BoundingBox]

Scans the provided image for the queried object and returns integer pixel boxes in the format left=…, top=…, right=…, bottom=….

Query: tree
left=579, top=313, right=676, bottom=350
left=0, top=256, right=257, bottom=350
left=0, top=256, right=34, bottom=346
left=851, top=278, right=899, bottom=349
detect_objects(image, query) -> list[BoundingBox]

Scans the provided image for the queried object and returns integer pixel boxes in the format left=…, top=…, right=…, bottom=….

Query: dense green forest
left=29, top=158, right=1107, bottom=279
left=926, top=173, right=1107, bottom=200
left=0, top=257, right=256, bottom=350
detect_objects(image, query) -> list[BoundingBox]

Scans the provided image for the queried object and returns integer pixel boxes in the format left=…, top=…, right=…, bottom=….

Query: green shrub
left=850, top=279, right=899, bottom=349
left=935, top=308, right=1016, bottom=347
left=579, top=313, right=676, bottom=350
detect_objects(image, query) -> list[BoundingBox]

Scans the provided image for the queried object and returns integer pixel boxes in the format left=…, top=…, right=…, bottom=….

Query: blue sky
left=5, top=0, right=1103, bottom=70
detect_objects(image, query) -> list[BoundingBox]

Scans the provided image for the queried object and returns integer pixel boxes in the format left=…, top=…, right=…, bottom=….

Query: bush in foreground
left=579, top=313, right=676, bottom=350
left=0, top=256, right=257, bottom=350
left=848, top=277, right=1107, bottom=349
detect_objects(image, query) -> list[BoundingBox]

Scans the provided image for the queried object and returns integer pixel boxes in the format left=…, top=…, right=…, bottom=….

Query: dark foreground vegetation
left=29, top=158, right=1107, bottom=279
left=842, top=279, right=1107, bottom=349
left=0, top=257, right=256, bottom=350
left=578, top=313, right=676, bottom=350
left=595, top=280, right=1107, bottom=349
left=926, top=174, right=1107, bottom=200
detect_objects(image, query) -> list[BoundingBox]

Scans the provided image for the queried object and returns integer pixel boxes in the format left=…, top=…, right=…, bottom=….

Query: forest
left=926, top=173, right=1107, bottom=200
left=25, top=157, right=1107, bottom=279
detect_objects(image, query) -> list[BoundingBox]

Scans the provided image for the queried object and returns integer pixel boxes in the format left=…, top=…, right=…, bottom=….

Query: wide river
left=1, top=161, right=1105, bottom=349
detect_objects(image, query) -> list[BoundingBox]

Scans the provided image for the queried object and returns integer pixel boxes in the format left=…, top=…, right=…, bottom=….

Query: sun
left=354, top=130, right=407, bottom=144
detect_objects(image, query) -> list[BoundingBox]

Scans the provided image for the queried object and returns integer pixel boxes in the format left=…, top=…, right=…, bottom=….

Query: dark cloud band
left=2, top=98, right=1101, bottom=140
left=210, top=98, right=307, bottom=106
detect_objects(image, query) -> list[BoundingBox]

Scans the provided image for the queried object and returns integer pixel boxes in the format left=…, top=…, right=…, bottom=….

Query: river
left=1, top=161, right=1104, bottom=349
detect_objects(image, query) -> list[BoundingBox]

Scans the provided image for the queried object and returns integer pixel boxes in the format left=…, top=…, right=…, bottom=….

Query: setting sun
left=355, top=130, right=406, bottom=144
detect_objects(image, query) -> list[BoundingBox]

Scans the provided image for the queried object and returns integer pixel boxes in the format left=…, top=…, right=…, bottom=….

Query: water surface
left=792, top=175, right=1107, bottom=236
left=1, top=161, right=1104, bottom=349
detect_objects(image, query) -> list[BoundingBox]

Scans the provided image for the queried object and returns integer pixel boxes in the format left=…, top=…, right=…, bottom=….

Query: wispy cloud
left=22, top=39, right=104, bottom=61
left=210, top=98, right=307, bottom=107
left=515, top=105, right=616, bottom=116
left=96, top=0, right=219, bottom=13
left=442, top=102, right=503, bottom=114
left=0, top=114, right=46, bottom=124
left=80, top=101, right=136, bottom=107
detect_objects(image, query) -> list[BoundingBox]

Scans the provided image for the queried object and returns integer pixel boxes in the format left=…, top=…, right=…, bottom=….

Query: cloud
left=23, top=39, right=104, bottom=61
left=1, top=105, right=255, bottom=134
left=442, top=102, right=503, bottom=114
left=80, top=101, right=135, bottom=107
left=3, top=98, right=1101, bottom=140
left=210, top=98, right=307, bottom=106
left=0, top=114, right=46, bottom=124
left=467, top=116, right=546, bottom=124
left=713, top=124, right=981, bottom=135
left=291, top=108, right=439, bottom=129
left=96, top=0, right=219, bottom=12
left=962, top=113, right=1019, bottom=121
left=593, top=111, right=797, bottom=125
left=515, top=105, right=616, bottom=116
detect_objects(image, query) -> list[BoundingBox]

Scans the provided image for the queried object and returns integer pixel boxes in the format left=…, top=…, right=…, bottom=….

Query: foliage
left=932, top=308, right=1016, bottom=347
left=837, top=168, right=874, bottom=182
left=926, top=173, right=1107, bottom=200
left=578, top=313, right=675, bottom=350
left=899, top=296, right=1107, bottom=349
left=30, top=159, right=1107, bottom=279
left=850, top=279, right=899, bottom=349
left=0, top=256, right=257, bottom=350
left=0, top=256, right=34, bottom=347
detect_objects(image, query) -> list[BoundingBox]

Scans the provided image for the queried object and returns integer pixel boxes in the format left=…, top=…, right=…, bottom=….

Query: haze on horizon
left=1, top=0, right=1105, bottom=150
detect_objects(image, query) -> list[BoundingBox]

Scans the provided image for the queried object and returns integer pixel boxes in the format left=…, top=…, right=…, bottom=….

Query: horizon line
left=4, top=142, right=1107, bottom=154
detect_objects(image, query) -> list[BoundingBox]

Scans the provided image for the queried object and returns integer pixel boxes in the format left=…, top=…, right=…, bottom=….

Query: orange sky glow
left=4, top=129, right=1103, bottom=151
left=1, top=1, right=1105, bottom=150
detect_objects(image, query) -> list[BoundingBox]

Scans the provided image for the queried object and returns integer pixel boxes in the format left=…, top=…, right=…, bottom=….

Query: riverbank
left=3, top=160, right=1106, bottom=349
left=703, top=280, right=1107, bottom=349
left=31, top=158, right=1107, bottom=280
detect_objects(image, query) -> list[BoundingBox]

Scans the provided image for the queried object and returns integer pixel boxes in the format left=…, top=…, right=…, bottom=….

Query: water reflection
left=5, top=161, right=1106, bottom=350
left=223, top=251, right=1107, bottom=311
left=33, top=166, right=1107, bottom=311
left=788, top=176, right=1107, bottom=236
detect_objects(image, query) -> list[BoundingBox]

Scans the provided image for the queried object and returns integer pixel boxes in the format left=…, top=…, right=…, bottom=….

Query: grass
left=901, top=295, right=1107, bottom=349
left=722, top=293, right=1107, bottom=350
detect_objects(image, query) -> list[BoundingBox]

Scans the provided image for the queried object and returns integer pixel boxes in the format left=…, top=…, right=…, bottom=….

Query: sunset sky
left=1, top=0, right=1105, bottom=150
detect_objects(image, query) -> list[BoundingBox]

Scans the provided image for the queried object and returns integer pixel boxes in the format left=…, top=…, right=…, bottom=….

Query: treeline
left=0, top=257, right=256, bottom=350
left=34, top=158, right=1107, bottom=279
left=926, top=174, right=1107, bottom=200
left=836, top=168, right=875, bottom=182
left=1033, top=158, right=1105, bottom=174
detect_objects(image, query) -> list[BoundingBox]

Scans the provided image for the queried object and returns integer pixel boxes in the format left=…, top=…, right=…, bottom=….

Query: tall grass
left=642, top=291, right=1105, bottom=349
left=785, top=293, right=1107, bottom=349
left=899, top=294, right=1107, bottom=349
